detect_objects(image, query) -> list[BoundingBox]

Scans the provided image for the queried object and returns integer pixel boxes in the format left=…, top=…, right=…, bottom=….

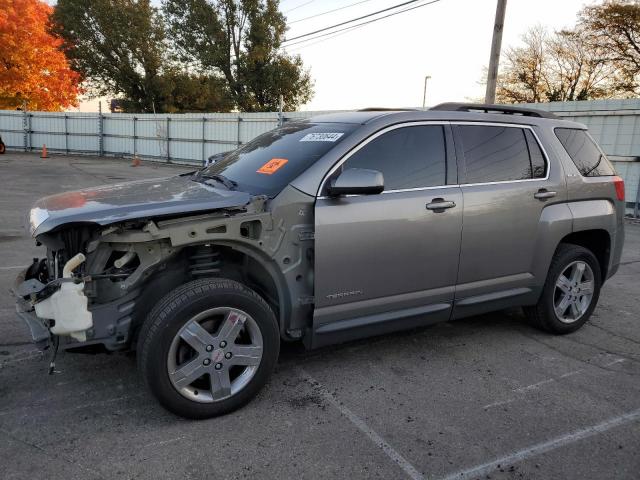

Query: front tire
left=137, top=278, right=279, bottom=419
left=525, top=244, right=601, bottom=334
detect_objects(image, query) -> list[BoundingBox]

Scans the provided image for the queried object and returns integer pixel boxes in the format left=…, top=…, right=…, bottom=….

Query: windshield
left=199, top=122, right=356, bottom=197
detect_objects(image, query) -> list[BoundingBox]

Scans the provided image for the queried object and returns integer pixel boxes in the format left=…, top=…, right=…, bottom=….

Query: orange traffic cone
left=131, top=153, right=141, bottom=167
left=41, top=144, right=48, bottom=159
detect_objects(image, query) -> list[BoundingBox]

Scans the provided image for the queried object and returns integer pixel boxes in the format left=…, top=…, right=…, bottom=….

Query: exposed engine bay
left=13, top=187, right=315, bottom=353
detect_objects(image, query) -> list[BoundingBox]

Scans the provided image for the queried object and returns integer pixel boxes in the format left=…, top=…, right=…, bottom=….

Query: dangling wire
left=48, top=335, right=60, bottom=375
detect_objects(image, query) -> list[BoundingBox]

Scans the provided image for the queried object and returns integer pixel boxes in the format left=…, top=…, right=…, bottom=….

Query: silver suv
left=14, top=103, right=625, bottom=418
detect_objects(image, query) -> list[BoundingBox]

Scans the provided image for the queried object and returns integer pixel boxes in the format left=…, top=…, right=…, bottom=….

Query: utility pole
left=484, top=0, right=507, bottom=104
left=422, top=75, right=431, bottom=109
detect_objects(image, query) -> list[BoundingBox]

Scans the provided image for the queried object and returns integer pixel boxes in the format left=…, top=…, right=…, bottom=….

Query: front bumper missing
left=13, top=256, right=93, bottom=348
left=13, top=268, right=51, bottom=351
left=15, top=306, right=51, bottom=351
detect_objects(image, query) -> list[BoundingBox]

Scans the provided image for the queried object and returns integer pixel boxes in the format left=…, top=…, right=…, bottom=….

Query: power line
left=284, top=0, right=316, bottom=14
left=286, top=24, right=363, bottom=52
left=288, top=0, right=378, bottom=25
left=283, top=0, right=443, bottom=48
left=283, top=0, right=436, bottom=43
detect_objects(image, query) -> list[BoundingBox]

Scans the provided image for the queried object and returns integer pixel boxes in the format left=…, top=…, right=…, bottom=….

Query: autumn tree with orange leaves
left=0, top=0, right=81, bottom=111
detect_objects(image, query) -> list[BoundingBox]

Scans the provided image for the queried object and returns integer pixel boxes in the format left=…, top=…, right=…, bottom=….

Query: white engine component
left=34, top=253, right=93, bottom=342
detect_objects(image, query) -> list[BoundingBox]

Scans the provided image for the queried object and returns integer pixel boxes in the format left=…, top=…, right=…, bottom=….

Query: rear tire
left=0, top=142, right=5, bottom=154
left=525, top=244, right=601, bottom=334
left=137, top=278, right=279, bottom=419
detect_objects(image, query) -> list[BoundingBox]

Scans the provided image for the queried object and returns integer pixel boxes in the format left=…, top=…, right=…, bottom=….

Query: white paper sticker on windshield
left=300, top=132, right=344, bottom=142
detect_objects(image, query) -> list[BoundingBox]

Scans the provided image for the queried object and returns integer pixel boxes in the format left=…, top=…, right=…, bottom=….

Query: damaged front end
left=13, top=221, right=175, bottom=353
left=14, top=252, right=92, bottom=350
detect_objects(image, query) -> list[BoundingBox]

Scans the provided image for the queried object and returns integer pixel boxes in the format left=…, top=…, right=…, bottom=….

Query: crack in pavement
left=517, top=330, right=640, bottom=377
left=588, top=322, right=640, bottom=345
left=0, top=427, right=107, bottom=480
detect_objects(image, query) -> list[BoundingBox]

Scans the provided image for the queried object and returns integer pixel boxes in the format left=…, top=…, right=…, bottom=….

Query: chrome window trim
left=315, top=120, right=551, bottom=199
left=454, top=121, right=551, bottom=185
left=316, top=121, right=449, bottom=198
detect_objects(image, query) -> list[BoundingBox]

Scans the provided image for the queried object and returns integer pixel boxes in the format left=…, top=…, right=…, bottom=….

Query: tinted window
left=555, top=128, right=616, bottom=177
left=525, top=129, right=547, bottom=178
left=202, top=122, right=355, bottom=197
left=342, top=125, right=446, bottom=190
left=458, top=125, right=532, bottom=183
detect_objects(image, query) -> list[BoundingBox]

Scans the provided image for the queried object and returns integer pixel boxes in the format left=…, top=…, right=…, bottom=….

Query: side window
left=524, top=129, right=547, bottom=178
left=342, top=125, right=446, bottom=191
left=555, top=128, right=616, bottom=177
left=458, top=125, right=532, bottom=183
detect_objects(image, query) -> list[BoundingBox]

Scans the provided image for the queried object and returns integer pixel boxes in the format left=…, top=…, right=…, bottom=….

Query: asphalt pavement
left=1, top=152, right=639, bottom=480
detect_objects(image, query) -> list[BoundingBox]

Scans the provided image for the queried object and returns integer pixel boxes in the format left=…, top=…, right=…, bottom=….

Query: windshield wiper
left=194, top=172, right=238, bottom=190
left=584, top=154, right=603, bottom=177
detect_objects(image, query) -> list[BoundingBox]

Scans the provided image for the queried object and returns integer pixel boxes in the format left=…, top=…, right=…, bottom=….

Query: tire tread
left=137, top=278, right=278, bottom=418
left=524, top=243, right=601, bottom=334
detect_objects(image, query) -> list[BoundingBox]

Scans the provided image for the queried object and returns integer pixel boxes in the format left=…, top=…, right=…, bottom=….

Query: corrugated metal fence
left=524, top=99, right=640, bottom=216
left=0, top=109, right=336, bottom=165
left=1, top=100, right=639, bottom=214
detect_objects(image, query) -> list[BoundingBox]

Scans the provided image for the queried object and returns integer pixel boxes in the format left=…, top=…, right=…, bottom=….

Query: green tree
left=51, top=0, right=233, bottom=112
left=163, top=0, right=313, bottom=111
left=579, top=0, right=640, bottom=93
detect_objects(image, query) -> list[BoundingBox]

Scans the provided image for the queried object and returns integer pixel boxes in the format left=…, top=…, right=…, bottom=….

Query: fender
left=530, top=203, right=574, bottom=290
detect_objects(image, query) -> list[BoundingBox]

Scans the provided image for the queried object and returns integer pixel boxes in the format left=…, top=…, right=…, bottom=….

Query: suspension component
left=189, top=246, right=221, bottom=278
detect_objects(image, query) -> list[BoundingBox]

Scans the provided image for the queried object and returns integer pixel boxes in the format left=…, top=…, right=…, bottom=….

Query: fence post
left=98, top=101, right=104, bottom=157
left=64, top=114, right=69, bottom=154
left=202, top=117, right=206, bottom=165
left=278, top=94, right=284, bottom=127
left=237, top=115, right=242, bottom=146
left=133, top=116, right=137, bottom=158
left=28, top=113, right=32, bottom=151
left=22, top=101, right=27, bottom=152
left=166, top=117, right=171, bottom=163
left=635, top=169, right=640, bottom=218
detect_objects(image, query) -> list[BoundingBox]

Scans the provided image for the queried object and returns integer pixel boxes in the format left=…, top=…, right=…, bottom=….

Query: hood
left=29, top=174, right=252, bottom=236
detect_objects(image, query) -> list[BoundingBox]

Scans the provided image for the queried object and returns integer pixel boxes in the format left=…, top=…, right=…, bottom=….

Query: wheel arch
left=211, top=240, right=291, bottom=338
left=131, top=240, right=292, bottom=345
left=559, top=229, right=611, bottom=280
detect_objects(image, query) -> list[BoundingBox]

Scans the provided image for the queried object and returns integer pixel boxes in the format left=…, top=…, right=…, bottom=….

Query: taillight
left=613, top=176, right=625, bottom=201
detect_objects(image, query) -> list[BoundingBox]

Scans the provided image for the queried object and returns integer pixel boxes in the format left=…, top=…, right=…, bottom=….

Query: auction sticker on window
left=257, top=158, right=288, bottom=175
left=300, top=132, right=344, bottom=142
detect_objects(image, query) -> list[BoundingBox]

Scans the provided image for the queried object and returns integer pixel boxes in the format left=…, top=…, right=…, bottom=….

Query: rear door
left=452, top=123, right=566, bottom=317
left=312, top=123, right=463, bottom=347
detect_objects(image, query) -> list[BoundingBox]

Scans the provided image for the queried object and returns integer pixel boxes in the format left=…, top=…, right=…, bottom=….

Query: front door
left=311, top=123, right=463, bottom=347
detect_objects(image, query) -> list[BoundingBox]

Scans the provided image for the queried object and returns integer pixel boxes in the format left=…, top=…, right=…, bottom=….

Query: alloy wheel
left=553, top=260, right=594, bottom=323
left=167, top=307, right=263, bottom=403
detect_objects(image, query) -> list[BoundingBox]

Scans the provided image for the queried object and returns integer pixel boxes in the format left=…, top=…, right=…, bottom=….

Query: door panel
left=452, top=124, right=567, bottom=317
left=313, top=187, right=463, bottom=345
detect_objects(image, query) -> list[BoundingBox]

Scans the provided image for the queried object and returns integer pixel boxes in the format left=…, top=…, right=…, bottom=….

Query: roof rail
left=430, top=102, right=559, bottom=119
left=357, top=107, right=417, bottom=112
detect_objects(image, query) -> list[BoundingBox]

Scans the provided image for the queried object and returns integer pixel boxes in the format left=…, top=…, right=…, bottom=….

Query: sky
left=74, top=0, right=603, bottom=112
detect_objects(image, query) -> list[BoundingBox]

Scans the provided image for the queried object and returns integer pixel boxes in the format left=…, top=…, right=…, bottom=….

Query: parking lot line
left=297, top=367, right=425, bottom=480
left=0, top=266, right=25, bottom=270
left=482, top=374, right=576, bottom=410
left=438, top=407, right=640, bottom=480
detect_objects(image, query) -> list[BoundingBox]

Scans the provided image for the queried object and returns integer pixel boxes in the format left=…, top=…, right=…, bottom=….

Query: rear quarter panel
left=550, top=127, right=625, bottom=279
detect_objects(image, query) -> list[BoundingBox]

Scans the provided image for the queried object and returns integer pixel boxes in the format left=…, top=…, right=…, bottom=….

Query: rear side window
left=343, top=125, right=446, bottom=190
left=524, top=130, right=547, bottom=178
left=457, top=125, right=534, bottom=183
left=555, top=128, right=616, bottom=177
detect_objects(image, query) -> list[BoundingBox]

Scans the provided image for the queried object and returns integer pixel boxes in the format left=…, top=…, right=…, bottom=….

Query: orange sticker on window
left=257, top=158, right=288, bottom=175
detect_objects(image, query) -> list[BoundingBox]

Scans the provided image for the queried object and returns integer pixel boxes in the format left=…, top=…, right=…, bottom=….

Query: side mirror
left=205, top=151, right=230, bottom=167
left=327, top=168, right=384, bottom=196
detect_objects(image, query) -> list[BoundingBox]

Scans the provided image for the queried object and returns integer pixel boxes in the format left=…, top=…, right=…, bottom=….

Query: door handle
left=426, top=198, right=456, bottom=210
left=534, top=189, right=557, bottom=200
